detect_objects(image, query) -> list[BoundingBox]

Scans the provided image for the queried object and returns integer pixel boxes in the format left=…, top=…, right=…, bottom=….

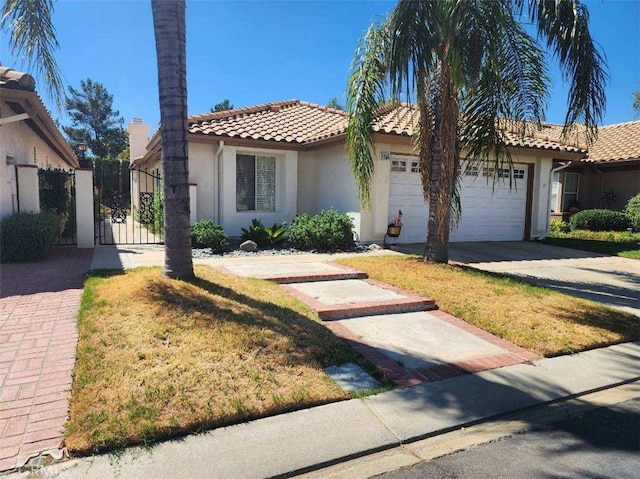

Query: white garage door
left=388, top=158, right=528, bottom=243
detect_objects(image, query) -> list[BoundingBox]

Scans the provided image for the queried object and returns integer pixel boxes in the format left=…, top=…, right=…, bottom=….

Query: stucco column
left=189, top=183, right=197, bottom=224
left=16, top=164, right=40, bottom=213
left=75, top=168, right=95, bottom=248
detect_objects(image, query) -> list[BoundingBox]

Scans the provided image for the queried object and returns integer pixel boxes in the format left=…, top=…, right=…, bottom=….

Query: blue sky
left=2, top=0, right=639, bottom=130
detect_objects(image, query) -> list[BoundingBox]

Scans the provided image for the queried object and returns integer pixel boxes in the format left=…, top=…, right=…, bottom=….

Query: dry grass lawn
left=337, top=256, right=639, bottom=357
left=66, top=266, right=356, bottom=454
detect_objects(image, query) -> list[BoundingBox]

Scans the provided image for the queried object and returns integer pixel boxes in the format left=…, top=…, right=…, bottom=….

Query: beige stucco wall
left=0, top=118, right=72, bottom=220
left=217, top=144, right=298, bottom=237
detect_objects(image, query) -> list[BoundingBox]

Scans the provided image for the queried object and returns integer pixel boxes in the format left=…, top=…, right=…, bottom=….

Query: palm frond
left=1, top=0, right=63, bottom=108
left=460, top=0, right=549, bottom=189
left=345, top=21, right=390, bottom=208
left=524, top=0, right=608, bottom=144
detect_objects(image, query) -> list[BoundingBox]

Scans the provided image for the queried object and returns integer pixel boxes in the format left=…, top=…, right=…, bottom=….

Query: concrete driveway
left=394, top=242, right=640, bottom=317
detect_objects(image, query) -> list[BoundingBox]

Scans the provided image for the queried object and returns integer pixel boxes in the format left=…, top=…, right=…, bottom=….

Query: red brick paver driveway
left=0, top=247, right=92, bottom=472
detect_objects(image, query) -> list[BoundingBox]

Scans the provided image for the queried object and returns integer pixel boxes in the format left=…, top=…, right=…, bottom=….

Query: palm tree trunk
left=152, top=0, right=194, bottom=279
left=424, top=65, right=458, bottom=263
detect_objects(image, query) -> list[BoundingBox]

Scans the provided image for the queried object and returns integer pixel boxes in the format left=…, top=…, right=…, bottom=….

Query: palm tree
left=151, top=0, right=194, bottom=279
left=1, top=0, right=63, bottom=107
left=346, top=0, right=607, bottom=263
left=2, top=0, right=194, bottom=279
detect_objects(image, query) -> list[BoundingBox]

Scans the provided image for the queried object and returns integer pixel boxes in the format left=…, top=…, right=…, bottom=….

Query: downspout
left=214, top=141, right=224, bottom=225
left=537, top=161, right=572, bottom=240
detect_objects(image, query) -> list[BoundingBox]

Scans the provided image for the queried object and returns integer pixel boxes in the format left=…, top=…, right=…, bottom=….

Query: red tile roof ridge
left=189, top=99, right=302, bottom=122
left=297, top=100, right=348, bottom=116
left=598, top=119, right=640, bottom=129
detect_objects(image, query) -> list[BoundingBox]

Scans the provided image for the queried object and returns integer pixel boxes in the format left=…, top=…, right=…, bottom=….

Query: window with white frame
left=562, top=172, right=580, bottom=211
left=551, top=172, right=559, bottom=212
left=236, top=154, right=276, bottom=211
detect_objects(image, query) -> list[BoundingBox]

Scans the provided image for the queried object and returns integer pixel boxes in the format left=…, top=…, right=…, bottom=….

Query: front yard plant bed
left=337, top=256, right=639, bottom=357
left=66, top=266, right=358, bottom=454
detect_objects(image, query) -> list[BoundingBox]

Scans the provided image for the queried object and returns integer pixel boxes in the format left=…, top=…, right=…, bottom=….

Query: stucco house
left=129, top=99, right=587, bottom=244
left=0, top=66, right=78, bottom=220
left=551, top=121, right=640, bottom=220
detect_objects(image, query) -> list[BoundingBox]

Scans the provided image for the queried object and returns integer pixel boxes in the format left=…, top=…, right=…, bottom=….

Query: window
left=391, top=160, right=407, bottom=172
left=410, top=161, right=421, bottom=173
left=562, top=172, right=580, bottom=211
left=551, top=172, right=560, bottom=212
left=236, top=154, right=276, bottom=211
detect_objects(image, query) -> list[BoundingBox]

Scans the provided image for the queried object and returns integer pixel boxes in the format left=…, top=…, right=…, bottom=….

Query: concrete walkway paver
left=0, top=247, right=93, bottom=472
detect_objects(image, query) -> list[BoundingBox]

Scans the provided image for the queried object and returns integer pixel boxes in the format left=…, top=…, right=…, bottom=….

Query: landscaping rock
left=240, top=240, right=258, bottom=252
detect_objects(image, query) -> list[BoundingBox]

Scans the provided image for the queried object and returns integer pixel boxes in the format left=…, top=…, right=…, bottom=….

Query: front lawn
left=542, top=230, right=640, bottom=259
left=336, top=256, right=639, bottom=357
left=66, top=266, right=358, bottom=454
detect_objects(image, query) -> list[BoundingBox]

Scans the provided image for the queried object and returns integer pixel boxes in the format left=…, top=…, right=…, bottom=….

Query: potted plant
left=386, top=210, right=403, bottom=237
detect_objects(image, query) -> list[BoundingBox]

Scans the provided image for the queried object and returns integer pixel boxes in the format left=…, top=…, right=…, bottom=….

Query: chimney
left=126, top=118, right=150, bottom=161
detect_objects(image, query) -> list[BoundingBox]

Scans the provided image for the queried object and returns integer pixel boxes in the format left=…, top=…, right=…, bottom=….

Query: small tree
left=633, top=89, right=640, bottom=119
left=211, top=99, right=234, bottom=112
left=63, top=78, right=128, bottom=160
left=326, top=97, right=344, bottom=110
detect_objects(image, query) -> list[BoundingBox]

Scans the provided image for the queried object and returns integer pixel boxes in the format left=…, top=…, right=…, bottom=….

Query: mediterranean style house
left=129, top=99, right=634, bottom=244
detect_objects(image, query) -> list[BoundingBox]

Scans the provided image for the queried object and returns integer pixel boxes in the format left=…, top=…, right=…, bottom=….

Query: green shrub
left=152, top=187, right=164, bottom=236
left=1, top=212, right=60, bottom=263
left=241, top=218, right=269, bottom=245
left=624, top=193, right=640, bottom=232
left=549, top=219, right=569, bottom=233
left=240, top=218, right=287, bottom=246
left=263, top=222, right=287, bottom=246
left=38, top=167, right=74, bottom=236
left=288, top=209, right=354, bottom=252
left=191, top=220, right=227, bottom=253
left=569, top=209, right=631, bottom=232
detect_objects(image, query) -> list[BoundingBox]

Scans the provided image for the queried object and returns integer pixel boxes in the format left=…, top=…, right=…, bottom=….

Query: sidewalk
left=10, top=343, right=639, bottom=478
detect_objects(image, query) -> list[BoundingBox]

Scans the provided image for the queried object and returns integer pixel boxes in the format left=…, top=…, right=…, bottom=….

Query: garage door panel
left=390, top=160, right=529, bottom=243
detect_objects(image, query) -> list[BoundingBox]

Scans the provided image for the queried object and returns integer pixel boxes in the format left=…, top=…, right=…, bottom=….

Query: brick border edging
left=281, top=279, right=437, bottom=321
left=326, top=311, right=543, bottom=388
left=216, top=263, right=368, bottom=284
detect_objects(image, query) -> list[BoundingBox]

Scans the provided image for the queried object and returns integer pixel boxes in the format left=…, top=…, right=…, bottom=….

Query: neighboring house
left=0, top=66, right=78, bottom=220
left=551, top=121, right=640, bottom=220
left=130, top=99, right=586, bottom=244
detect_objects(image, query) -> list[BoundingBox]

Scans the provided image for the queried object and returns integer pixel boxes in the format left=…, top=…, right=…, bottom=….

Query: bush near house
left=0, top=212, right=60, bottom=263
left=288, top=209, right=354, bottom=252
left=625, top=193, right=640, bottom=232
left=569, top=209, right=631, bottom=232
left=240, top=218, right=287, bottom=247
left=191, top=219, right=228, bottom=253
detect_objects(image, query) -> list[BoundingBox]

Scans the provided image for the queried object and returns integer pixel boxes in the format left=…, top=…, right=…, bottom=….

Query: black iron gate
left=94, top=161, right=164, bottom=245
left=38, top=167, right=76, bottom=245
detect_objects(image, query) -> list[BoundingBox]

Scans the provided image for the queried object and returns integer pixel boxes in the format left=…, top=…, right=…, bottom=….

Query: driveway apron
left=0, top=247, right=92, bottom=472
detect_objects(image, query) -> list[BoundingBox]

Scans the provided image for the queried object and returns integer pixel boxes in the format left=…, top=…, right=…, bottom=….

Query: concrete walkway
left=395, top=241, right=640, bottom=316
left=0, top=247, right=93, bottom=472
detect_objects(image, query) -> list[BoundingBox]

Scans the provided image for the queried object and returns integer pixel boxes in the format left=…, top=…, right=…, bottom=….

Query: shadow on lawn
left=143, top=271, right=357, bottom=367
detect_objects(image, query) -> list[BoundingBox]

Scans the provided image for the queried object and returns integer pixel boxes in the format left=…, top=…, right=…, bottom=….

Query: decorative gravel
left=192, top=242, right=380, bottom=259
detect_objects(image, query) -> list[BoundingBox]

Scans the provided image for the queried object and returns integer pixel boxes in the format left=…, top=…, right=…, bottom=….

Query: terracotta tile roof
left=184, top=99, right=586, bottom=154
left=585, top=121, right=640, bottom=162
left=0, top=65, right=35, bottom=91
left=189, top=100, right=347, bottom=144
left=369, top=103, right=585, bottom=154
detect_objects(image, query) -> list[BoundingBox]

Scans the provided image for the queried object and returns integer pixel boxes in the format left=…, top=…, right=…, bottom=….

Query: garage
left=388, top=157, right=530, bottom=243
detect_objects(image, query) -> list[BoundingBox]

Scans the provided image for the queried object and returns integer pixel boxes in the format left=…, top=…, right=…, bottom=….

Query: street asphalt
left=374, top=397, right=640, bottom=479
